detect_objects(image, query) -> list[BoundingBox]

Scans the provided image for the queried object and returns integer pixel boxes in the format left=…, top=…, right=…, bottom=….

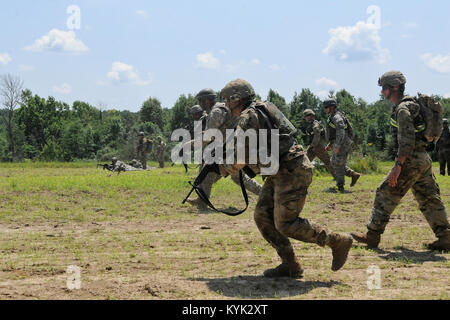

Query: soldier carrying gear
left=324, top=100, right=361, bottom=192
left=209, top=78, right=353, bottom=278
left=303, top=108, right=335, bottom=178
left=185, top=83, right=262, bottom=213
left=351, top=70, right=450, bottom=251
left=137, top=132, right=152, bottom=169
left=436, top=118, right=450, bottom=176
left=155, top=136, right=166, bottom=168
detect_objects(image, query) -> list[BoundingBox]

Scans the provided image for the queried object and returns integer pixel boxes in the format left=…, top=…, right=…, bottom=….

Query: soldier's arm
left=206, top=107, right=227, bottom=130
left=311, top=122, right=321, bottom=147
left=219, top=110, right=258, bottom=177
left=396, top=106, right=416, bottom=160
left=334, top=115, right=346, bottom=147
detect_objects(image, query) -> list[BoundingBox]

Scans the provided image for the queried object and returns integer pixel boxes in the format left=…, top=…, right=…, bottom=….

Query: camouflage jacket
left=327, top=111, right=351, bottom=148
left=137, top=138, right=152, bottom=154
left=219, top=101, right=305, bottom=177
left=436, top=128, right=450, bottom=151
left=155, top=141, right=166, bottom=156
left=305, top=119, right=326, bottom=148
left=390, top=96, right=428, bottom=159
left=206, top=102, right=238, bottom=137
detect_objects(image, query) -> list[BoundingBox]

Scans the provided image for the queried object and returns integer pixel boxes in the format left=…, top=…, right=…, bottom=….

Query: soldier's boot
left=350, top=172, right=361, bottom=187
left=425, top=234, right=450, bottom=251
left=263, top=259, right=304, bottom=278
left=350, top=230, right=381, bottom=249
left=318, top=231, right=353, bottom=271
left=337, top=185, right=345, bottom=193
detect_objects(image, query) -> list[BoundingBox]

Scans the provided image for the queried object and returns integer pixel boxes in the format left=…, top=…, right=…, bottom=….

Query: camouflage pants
left=157, top=155, right=164, bottom=168
left=254, top=155, right=328, bottom=264
left=307, top=145, right=335, bottom=177
left=138, top=153, right=147, bottom=170
left=331, top=143, right=356, bottom=187
left=438, top=148, right=450, bottom=175
left=367, top=151, right=450, bottom=238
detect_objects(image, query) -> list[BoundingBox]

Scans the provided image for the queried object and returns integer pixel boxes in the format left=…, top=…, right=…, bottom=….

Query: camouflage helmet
left=112, top=157, right=118, bottom=162
left=378, top=71, right=406, bottom=87
left=221, top=79, right=255, bottom=101
left=196, top=88, right=216, bottom=100
left=131, top=159, right=137, bottom=164
left=323, top=99, right=337, bottom=108
left=139, top=131, right=145, bottom=136
left=303, top=109, right=315, bottom=117
left=157, top=135, right=162, bottom=140
left=190, top=105, right=203, bottom=115
left=444, top=118, right=448, bottom=124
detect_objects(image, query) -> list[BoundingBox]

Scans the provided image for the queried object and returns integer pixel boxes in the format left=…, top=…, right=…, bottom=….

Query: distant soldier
left=155, top=136, right=166, bottom=168
left=324, top=99, right=361, bottom=192
left=129, top=159, right=143, bottom=169
left=351, top=71, right=450, bottom=251
left=111, top=157, right=127, bottom=172
left=436, top=118, right=450, bottom=176
left=137, top=132, right=153, bottom=170
left=186, top=88, right=262, bottom=212
left=303, top=109, right=335, bottom=177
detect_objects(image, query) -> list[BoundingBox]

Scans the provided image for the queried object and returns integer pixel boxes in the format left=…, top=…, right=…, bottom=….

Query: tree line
left=1, top=74, right=450, bottom=163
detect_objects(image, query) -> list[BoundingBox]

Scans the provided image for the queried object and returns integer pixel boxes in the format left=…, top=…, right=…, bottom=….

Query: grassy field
left=0, top=161, right=449, bottom=300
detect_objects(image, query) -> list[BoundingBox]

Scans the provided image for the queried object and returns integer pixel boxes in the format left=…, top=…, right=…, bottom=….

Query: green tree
left=267, top=89, right=290, bottom=118
left=170, top=94, right=197, bottom=131
left=140, top=97, right=164, bottom=131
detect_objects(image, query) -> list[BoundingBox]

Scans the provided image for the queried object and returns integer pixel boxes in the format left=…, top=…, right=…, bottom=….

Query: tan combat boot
left=425, top=234, right=450, bottom=251
left=263, top=259, right=304, bottom=278
left=350, top=230, right=381, bottom=249
left=350, top=172, right=361, bottom=187
left=324, top=232, right=353, bottom=271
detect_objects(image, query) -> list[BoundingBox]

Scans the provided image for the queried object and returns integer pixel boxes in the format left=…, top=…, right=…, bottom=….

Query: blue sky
left=1, top=1, right=449, bottom=111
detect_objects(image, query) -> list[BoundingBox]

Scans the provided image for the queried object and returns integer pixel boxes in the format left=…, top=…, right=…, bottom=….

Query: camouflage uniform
left=217, top=79, right=353, bottom=276
left=129, top=159, right=144, bottom=169
left=436, top=120, right=450, bottom=176
left=197, top=102, right=263, bottom=203
left=352, top=71, right=450, bottom=250
left=327, top=110, right=359, bottom=189
left=303, top=111, right=335, bottom=177
left=137, top=133, right=152, bottom=170
left=111, top=159, right=138, bottom=172
left=367, top=97, right=450, bottom=238
left=155, top=137, right=166, bottom=168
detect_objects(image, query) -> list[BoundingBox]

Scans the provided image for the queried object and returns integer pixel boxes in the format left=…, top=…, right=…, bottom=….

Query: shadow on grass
left=189, top=275, right=343, bottom=298
left=353, top=245, right=447, bottom=264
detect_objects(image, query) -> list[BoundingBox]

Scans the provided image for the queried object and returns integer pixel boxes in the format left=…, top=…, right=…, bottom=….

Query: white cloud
left=25, top=28, right=88, bottom=53
left=52, top=83, right=72, bottom=94
left=421, top=53, right=450, bottom=73
left=316, top=77, right=339, bottom=88
left=251, top=59, right=260, bottom=65
left=444, top=93, right=450, bottom=99
left=316, top=90, right=330, bottom=99
left=323, top=21, right=391, bottom=64
left=136, top=10, right=149, bottom=19
left=18, top=64, right=34, bottom=72
left=0, top=53, right=12, bottom=65
left=107, top=61, right=151, bottom=86
left=196, top=52, right=220, bottom=70
left=269, top=64, right=283, bottom=71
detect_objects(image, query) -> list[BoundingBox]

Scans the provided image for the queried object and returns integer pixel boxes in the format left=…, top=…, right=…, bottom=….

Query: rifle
left=182, top=163, right=255, bottom=216
left=97, top=163, right=114, bottom=171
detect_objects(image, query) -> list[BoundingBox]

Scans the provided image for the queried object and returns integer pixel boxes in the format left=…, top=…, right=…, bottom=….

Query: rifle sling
left=192, top=170, right=249, bottom=216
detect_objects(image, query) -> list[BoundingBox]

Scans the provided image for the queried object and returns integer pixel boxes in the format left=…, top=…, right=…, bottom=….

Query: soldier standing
left=155, top=136, right=166, bottom=168
left=303, top=109, right=335, bottom=177
left=186, top=88, right=262, bottom=213
left=436, top=118, right=450, bottom=176
left=212, top=79, right=353, bottom=277
left=351, top=71, right=450, bottom=251
left=324, top=99, right=361, bottom=192
left=137, top=132, right=152, bottom=170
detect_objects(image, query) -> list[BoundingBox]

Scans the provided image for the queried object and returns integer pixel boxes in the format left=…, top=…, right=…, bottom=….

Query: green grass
left=0, top=161, right=449, bottom=300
